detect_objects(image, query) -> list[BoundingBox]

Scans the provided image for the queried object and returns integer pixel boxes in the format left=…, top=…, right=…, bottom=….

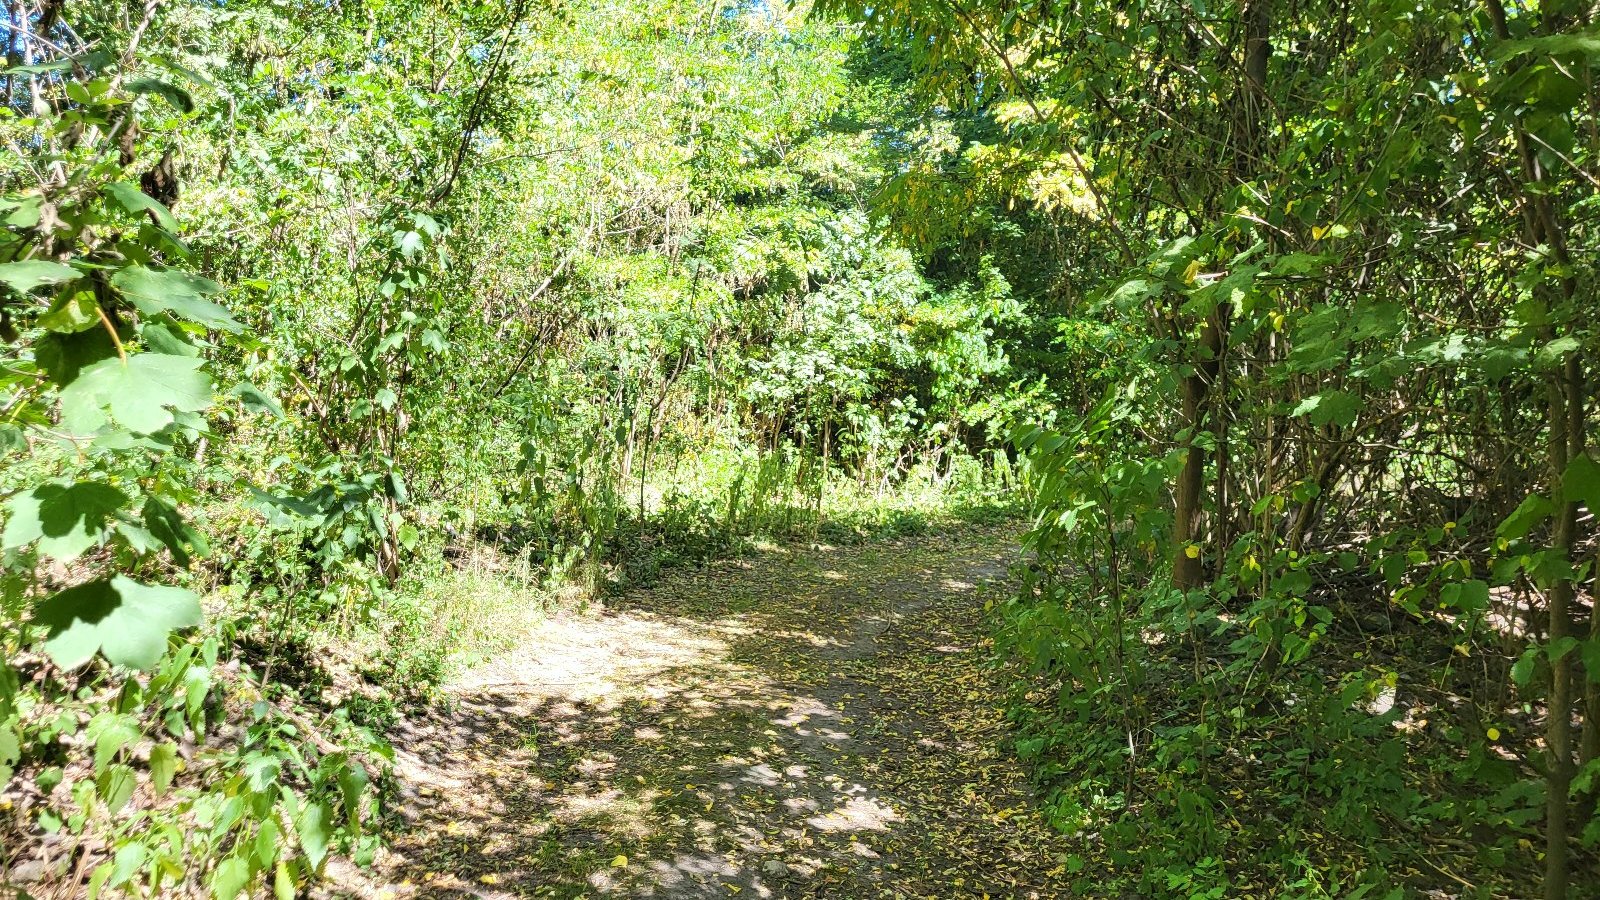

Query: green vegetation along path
left=329, top=527, right=1081, bottom=899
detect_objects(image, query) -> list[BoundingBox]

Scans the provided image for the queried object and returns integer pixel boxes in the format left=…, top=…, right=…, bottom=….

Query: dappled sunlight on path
left=327, top=527, right=1078, bottom=899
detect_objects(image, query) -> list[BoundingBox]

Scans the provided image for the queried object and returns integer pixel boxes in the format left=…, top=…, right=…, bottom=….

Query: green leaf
left=338, top=760, right=369, bottom=825
left=210, top=855, right=251, bottom=900
left=88, top=862, right=114, bottom=898
left=1562, top=453, right=1600, bottom=513
left=109, top=841, right=147, bottom=888
left=0, top=260, right=78, bottom=294
left=1492, top=32, right=1600, bottom=61
left=1438, top=579, right=1489, bottom=613
left=229, top=382, right=284, bottom=417
left=2, top=480, right=130, bottom=562
left=36, top=327, right=120, bottom=386
left=149, top=742, right=178, bottom=795
left=103, top=182, right=180, bottom=232
left=1536, top=335, right=1580, bottom=368
left=255, top=818, right=281, bottom=868
left=143, top=495, right=205, bottom=566
left=1582, top=638, right=1600, bottom=686
left=241, top=753, right=281, bottom=792
left=110, top=266, right=239, bottom=332
left=141, top=320, right=199, bottom=356
left=97, top=763, right=137, bottom=814
left=59, top=353, right=213, bottom=435
left=1291, top=390, right=1360, bottom=427
left=184, top=664, right=211, bottom=732
left=0, top=720, right=19, bottom=785
left=274, top=861, right=295, bottom=900
left=1549, top=636, right=1581, bottom=663
left=88, top=712, right=139, bottom=774
left=38, top=291, right=101, bottom=333
left=295, top=801, right=332, bottom=870
left=1108, top=277, right=1157, bottom=309
left=1511, top=647, right=1539, bottom=688
left=0, top=424, right=25, bottom=457
left=1498, top=494, right=1555, bottom=541
left=33, top=576, right=202, bottom=670
left=1, top=196, right=42, bottom=227
left=1269, top=252, right=1327, bottom=276
left=125, top=77, right=195, bottom=114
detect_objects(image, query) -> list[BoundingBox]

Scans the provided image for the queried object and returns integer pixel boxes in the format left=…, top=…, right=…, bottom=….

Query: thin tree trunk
left=1579, top=540, right=1600, bottom=823
left=1172, top=316, right=1222, bottom=589
left=1544, top=354, right=1581, bottom=899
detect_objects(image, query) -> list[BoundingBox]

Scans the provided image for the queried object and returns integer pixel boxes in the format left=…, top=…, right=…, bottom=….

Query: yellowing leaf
left=479, top=873, right=500, bottom=884
left=1184, top=544, right=1200, bottom=559
left=1487, top=727, right=1501, bottom=741
left=611, top=855, right=629, bottom=867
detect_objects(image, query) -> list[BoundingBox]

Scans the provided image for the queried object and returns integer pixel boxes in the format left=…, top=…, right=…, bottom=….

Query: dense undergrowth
left=817, top=0, right=1600, bottom=896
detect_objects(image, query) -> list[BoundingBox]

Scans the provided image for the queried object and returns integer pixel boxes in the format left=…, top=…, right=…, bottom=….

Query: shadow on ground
left=326, top=526, right=1078, bottom=899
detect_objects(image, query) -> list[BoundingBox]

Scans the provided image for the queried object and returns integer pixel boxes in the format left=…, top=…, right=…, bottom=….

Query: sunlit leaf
left=2, top=480, right=130, bottom=562
left=0, top=260, right=78, bottom=294
left=59, top=353, right=213, bottom=435
left=33, top=576, right=202, bottom=670
left=111, top=265, right=240, bottom=332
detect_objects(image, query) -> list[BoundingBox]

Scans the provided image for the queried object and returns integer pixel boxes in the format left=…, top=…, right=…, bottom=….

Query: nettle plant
left=1, top=47, right=377, bottom=899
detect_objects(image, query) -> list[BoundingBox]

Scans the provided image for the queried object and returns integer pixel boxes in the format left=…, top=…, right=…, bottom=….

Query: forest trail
left=329, top=526, right=1081, bottom=899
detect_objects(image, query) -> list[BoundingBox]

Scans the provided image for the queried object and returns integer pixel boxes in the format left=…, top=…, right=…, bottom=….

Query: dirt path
left=331, top=526, right=1080, bottom=899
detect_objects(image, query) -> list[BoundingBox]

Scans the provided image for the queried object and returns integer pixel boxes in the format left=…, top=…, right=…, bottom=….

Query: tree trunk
left=1172, top=316, right=1221, bottom=589
left=1579, top=545, right=1600, bottom=824
left=1173, top=0, right=1270, bottom=589
left=1543, top=354, right=1581, bottom=900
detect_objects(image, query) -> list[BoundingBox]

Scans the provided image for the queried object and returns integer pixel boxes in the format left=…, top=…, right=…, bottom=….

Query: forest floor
left=325, top=525, right=1084, bottom=899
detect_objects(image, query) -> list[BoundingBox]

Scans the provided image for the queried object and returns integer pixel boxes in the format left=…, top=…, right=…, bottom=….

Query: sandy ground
left=324, top=526, right=1082, bottom=899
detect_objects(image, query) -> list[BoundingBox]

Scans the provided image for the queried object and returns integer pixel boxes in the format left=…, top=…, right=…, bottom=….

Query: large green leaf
left=1562, top=453, right=1600, bottom=514
left=1491, top=32, right=1600, bottom=61
left=32, top=576, right=202, bottom=670
left=37, top=291, right=101, bottom=333
left=35, top=327, right=120, bottom=385
left=295, top=801, right=332, bottom=870
left=59, top=353, right=213, bottom=435
left=210, top=855, right=251, bottom=900
left=110, top=265, right=240, bottom=333
left=0, top=260, right=79, bottom=294
left=229, top=382, right=284, bottom=417
left=142, top=495, right=206, bottom=566
left=1497, top=493, right=1555, bottom=541
left=125, top=77, right=195, bottom=113
left=97, top=763, right=137, bottom=813
left=2, top=480, right=130, bottom=562
left=149, top=742, right=178, bottom=795
left=1290, top=390, right=1360, bottom=428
